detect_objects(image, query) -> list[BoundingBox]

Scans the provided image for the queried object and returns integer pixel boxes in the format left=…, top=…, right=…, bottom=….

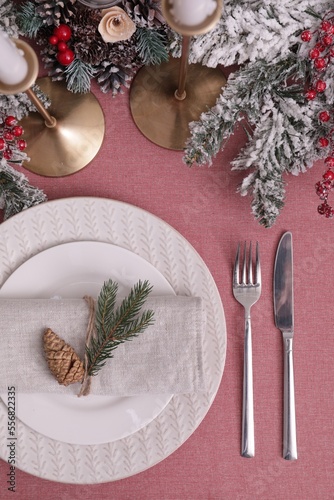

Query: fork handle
left=283, top=334, right=297, bottom=460
left=241, top=314, right=255, bottom=458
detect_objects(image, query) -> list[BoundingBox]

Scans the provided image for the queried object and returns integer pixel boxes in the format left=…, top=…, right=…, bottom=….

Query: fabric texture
left=0, top=295, right=206, bottom=395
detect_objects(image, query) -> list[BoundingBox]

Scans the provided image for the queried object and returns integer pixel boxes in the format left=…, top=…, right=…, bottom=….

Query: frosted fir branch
left=0, top=159, right=47, bottom=220
left=229, top=96, right=325, bottom=226
left=184, top=51, right=329, bottom=226
left=0, top=0, right=19, bottom=37
left=184, top=55, right=308, bottom=166
left=170, top=0, right=334, bottom=68
left=242, top=170, right=285, bottom=228
left=0, top=84, right=51, bottom=121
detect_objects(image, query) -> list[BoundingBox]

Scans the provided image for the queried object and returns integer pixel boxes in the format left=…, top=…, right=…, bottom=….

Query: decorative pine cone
left=35, top=0, right=78, bottom=26
left=96, top=61, right=133, bottom=95
left=122, top=0, right=166, bottom=28
left=108, top=39, right=141, bottom=67
left=69, top=7, right=108, bottom=65
left=43, top=328, right=85, bottom=386
left=69, top=6, right=101, bottom=39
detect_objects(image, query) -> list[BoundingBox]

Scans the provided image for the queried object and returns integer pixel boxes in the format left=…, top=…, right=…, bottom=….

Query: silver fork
left=233, top=242, right=261, bottom=458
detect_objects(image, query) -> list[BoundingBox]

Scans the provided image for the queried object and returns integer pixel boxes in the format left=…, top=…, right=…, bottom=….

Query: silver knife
left=273, top=231, right=297, bottom=460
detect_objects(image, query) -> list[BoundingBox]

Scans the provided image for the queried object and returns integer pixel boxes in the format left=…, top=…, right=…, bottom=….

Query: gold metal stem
left=175, top=36, right=190, bottom=101
left=130, top=59, right=226, bottom=150
left=25, top=88, right=57, bottom=128
left=130, top=0, right=226, bottom=150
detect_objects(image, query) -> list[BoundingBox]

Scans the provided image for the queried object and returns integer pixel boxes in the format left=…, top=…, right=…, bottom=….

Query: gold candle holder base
left=0, top=39, right=105, bottom=177
left=130, top=57, right=226, bottom=150
left=19, top=77, right=105, bottom=177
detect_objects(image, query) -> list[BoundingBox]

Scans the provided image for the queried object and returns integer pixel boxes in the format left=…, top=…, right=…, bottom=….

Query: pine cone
left=43, top=328, right=85, bottom=386
left=69, top=8, right=106, bottom=65
left=108, top=39, right=141, bottom=66
left=123, top=0, right=165, bottom=28
left=35, top=0, right=78, bottom=26
left=96, top=60, right=133, bottom=95
left=69, top=6, right=101, bottom=39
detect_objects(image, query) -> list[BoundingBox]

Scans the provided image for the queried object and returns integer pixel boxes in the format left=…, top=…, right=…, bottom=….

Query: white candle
left=0, top=30, right=28, bottom=85
left=171, top=0, right=217, bottom=26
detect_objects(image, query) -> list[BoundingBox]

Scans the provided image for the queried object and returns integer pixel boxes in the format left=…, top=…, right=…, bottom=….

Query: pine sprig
left=136, top=27, right=169, bottom=66
left=85, top=279, right=154, bottom=378
left=64, top=58, right=95, bottom=94
left=16, top=1, right=44, bottom=38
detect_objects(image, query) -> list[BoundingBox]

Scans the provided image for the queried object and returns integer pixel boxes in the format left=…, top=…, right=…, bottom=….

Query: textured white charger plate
left=0, top=197, right=226, bottom=484
left=0, top=241, right=174, bottom=446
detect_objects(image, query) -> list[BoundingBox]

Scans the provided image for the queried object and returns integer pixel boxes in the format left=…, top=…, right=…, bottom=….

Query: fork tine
left=233, top=243, right=240, bottom=285
left=242, top=242, right=247, bottom=284
left=248, top=241, right=253, bottom=284
left=255, top=241, right=261, bottom=285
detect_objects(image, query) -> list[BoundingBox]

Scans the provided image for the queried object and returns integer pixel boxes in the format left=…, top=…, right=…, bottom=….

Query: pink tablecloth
left=0, top=71, right=333, bottom=499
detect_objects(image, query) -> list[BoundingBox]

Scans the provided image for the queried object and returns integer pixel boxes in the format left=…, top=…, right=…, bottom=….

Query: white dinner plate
left=0, top=197, right=226, bottom=484
left=0, top=241, right=174, bottom=445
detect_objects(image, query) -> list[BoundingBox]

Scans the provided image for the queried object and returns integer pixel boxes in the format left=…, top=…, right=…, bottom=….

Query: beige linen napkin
left=0, top=296, right=206, bottom=395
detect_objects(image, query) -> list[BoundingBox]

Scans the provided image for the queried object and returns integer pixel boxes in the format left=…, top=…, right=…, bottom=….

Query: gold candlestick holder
left=0, top=39, right=105, bottom=177
left=129, top=0, right=226, bottom=150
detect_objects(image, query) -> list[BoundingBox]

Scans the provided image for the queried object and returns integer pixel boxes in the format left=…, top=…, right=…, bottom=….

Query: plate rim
left=0, top=196, right=226, bottom=484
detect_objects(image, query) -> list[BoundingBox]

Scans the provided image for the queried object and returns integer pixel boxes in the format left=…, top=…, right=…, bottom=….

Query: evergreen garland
left=0, top=160, right=47, bottom=220
left=17, top=0, right=170, bottom=96
left=180, top=0, right=334, bottom=226
left=3, top=0, right=334, bottom=225
left=0, top=0, right=48, bottom=221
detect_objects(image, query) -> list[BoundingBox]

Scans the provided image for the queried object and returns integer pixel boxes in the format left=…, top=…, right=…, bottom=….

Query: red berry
left=3, top=149, right=12, bottom=160
left=314, top=57, right=327, bottom=70
left=12, top=125, right=23, bottom=137
left=316, top=181, right=328, bottom=198
left=309, top=48, right=320, bottom=59
left=323, top=35, right=333, bottom=46
left=4, top=131, right=14, bottom=141
left=53, top=24, right=72, bottom=42
left=17, top=139, right=27, bottom=151
left=319, top=137, right=329, bottom=147
left=321, top=20, right=332, bottom=32
left=57, top=49, right=75, bottom=66
left=49, top=35, right=59, bottom=45
left=305, top=89, right=317, bottom=100
left=4, top=116, right=16, bottom=127
left=57, top=41, right=68, bottom=52
left=0, top=138, right=5, bottom=150
left=315, top=43, right=326, bottom=52
left=323, top=169, right=334, bottom=181
left=325, top=156, right=334, bottom=166
left=315, top=79, right=327, bottom=92
left=325, top=206, right=334, bottom=218
left=301, top=30, right=312, bottom=42
left=320, top=111, right=331, bottom=122
left=318, top=202, right=327, bottom=215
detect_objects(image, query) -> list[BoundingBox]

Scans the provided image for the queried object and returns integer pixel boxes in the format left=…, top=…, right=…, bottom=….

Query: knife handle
left=283, top=334, right=297, bottom=460
left=241, top=315, right=255, bottom=458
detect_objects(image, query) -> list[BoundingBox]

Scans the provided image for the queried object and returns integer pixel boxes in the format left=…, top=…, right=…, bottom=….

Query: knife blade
left=273, top=231, right=297, bottom=460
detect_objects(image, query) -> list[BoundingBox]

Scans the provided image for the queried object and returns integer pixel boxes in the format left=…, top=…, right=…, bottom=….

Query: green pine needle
left=136, top=27, right=169, bottom=66
left=85, top=279, right=154, bottom=377
left=16, top=2, right=44, bottom=38
left=65, top=59, right=95, bottom=94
